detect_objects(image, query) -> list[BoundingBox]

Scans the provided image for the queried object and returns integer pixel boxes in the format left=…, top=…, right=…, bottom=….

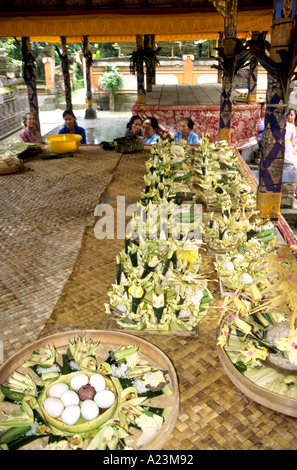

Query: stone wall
left=0, top=76, right=29, bottom=141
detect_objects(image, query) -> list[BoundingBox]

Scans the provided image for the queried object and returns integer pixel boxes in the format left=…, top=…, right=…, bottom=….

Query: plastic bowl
left=46, top=134, right=82, bottom=154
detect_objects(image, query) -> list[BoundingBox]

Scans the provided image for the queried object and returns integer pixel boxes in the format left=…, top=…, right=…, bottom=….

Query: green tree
left=100, top=65, right=123, bottom=111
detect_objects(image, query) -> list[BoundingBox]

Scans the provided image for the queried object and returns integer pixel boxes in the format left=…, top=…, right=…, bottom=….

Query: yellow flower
left=128, top=285, right=144, bottom=298
left=276, top=330, right=297, bottom=366
left=217, top=324, right=229, bottom=348
left=241, top=343, right=269, bottom=363
left=177, top=249, right=198, bottom=264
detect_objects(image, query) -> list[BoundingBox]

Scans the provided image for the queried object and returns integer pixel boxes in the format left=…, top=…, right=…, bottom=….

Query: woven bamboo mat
left=0, top=146, right=121, bottom=359
left=38, top=151, right=297, bottom=450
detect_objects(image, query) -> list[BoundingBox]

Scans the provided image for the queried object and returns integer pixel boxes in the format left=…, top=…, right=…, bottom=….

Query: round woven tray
left=217, top=337, right=297, bottom=418
left=0, top=329, right=179, bottom=450
left=0, top=163, right=24, bottom=175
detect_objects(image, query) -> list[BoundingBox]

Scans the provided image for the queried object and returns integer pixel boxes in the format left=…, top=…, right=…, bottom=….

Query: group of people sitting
left=125, top=115, right=200, bottom=144
left=19, top=111, right=200, bottom=146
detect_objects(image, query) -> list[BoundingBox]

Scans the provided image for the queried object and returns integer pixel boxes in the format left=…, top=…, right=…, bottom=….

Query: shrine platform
left=133, top=83, right=260, bottom=145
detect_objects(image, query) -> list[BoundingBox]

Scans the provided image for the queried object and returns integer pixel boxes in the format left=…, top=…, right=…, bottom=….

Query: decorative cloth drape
left=0, top=11, right=273, bottom=43
left=132, top=103, right=259, bottom=146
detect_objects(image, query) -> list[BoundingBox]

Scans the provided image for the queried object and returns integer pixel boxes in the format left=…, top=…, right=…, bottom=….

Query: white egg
left=94, top=389, right=115, bottom=409
left=221, top=260, right=234, bottom=271
left=70, top=373, right=89, bottom=391
left=239, top=273, right=253, bottom=285
left=43, top=397, right=64, bottom=418
left=61, top=405, right=81, bottom=426
left=89, top=373, right=106, bottom=392
left=81, top=400, right=99, bottom=421
left=61, top=389, right=80, bottom=407
left=48, top=382, right=69, bottom=398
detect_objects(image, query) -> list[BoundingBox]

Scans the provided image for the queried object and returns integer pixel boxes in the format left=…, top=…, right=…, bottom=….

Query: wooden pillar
left=217, top=32, right=223, bottom=84
left=218, top=36, right=236, bottom=143
left=144, top=35, right=153, bottom=93
left=83, top=36, right=97, bottom=119
left=151, top=35, right=156, bottom=85
left=248, top=31, right=259, bottom=104
left=60, top=36, right=72, bottom=111
left=136, top=35, right=146, bottom=105
left=257, top=0, right=296, bottom=223
left=215, top=0, right=239, bottom=144
left=21, top=37, right=40, bottom=133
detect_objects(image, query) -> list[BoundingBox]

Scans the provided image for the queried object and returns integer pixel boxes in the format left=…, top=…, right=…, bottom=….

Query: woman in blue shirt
left=174, top=117, right=199, bottom=144
left=58, top=110, right=86, bottom=144
left=142, top=117, right=161, bottom=144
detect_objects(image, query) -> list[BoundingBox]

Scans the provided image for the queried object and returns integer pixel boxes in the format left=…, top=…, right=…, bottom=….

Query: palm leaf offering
left=0, top=141, right=43, bottom=169
left=217, top=244, right=297, bottom=397
left=0, top=338, right=174, bottom=450
left=106, top=237, right=212, bottom=332
left=106, top=140, right=213, bottom=332
left=203, top=208, right=277, bottom=254
left=194, top=137, right=256, bottom=211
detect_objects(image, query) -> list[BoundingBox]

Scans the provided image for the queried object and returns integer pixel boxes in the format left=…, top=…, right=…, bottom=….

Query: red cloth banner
left=132, top=103, right=260, bottom=146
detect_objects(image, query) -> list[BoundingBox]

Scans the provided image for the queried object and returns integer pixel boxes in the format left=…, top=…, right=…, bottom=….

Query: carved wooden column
left=136, top=35, right=145, bottom=105
left=257, top=0, right=296, bottom=223
left=21, top=37, right=40, bottom=133
left=217, top=32, right=223, bottom=84
left=144, top=35, right=153, bottom=93
left=60, top=36, right=72, bottom=111
left=218, top=36, right=236, bottom=143
left=248, top=31, right=259, bottom=104
left=83, top=36, right=96, bottom=119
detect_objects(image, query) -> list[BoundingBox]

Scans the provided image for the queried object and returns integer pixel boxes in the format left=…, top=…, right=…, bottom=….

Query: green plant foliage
left=129, top=45, right=162, bottom=75
left=100, top=66, right=123, bottom=93
left=211, top=38, right=251, bottom=85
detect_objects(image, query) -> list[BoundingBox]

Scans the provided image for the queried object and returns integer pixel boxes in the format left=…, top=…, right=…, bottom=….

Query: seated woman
left=125, top=115, right=142, bottom=138
left=174, top=117, right=199, bottom=144
left=58, top=110, right=86, bottom=144
left=142, top=117, right=161, bottom=144
left=19, top=112, right=43, bottom=144
left=284, top=108, right=297, bottom=169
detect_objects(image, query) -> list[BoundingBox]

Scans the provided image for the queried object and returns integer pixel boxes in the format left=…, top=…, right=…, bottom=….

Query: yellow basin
left=46, top=134, right=82, bottom=154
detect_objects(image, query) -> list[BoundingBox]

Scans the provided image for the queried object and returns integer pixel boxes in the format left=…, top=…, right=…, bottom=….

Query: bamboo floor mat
left=37, top=151, right=297, bottom=450
left=0, top=146, right=121, bottom=359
